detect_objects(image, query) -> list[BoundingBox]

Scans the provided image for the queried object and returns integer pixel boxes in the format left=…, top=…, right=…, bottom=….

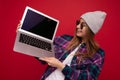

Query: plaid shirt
left=40, top=34, right=105, bottom=80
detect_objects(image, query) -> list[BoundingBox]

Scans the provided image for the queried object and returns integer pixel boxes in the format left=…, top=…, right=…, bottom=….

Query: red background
left=0, top=0, right=120, bottom=80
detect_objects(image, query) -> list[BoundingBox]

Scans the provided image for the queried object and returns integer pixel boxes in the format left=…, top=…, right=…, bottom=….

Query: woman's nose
left=76, top=24, right=81, bottom=29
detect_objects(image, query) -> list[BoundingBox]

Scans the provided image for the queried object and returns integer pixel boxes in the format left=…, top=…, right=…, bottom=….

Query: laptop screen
left=21, top=9, right=57, bottom=40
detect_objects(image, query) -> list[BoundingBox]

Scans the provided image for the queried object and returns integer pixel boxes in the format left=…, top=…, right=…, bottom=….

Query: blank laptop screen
left=21, top=9, right=57, bottom=40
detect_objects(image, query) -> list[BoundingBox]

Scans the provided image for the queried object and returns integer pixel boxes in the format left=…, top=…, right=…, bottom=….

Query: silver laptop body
left=13, top=6, right=59, bottom=58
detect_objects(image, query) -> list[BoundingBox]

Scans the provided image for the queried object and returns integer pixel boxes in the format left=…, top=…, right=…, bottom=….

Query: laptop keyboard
left=19, top=34, right=52, bottom=52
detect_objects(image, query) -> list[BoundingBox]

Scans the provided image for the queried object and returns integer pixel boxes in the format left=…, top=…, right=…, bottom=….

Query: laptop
left=13, top=6, right=59, bottom=58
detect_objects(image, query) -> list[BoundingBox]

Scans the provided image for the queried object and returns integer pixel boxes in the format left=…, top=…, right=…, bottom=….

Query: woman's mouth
left=77, top=29, right=82, bottom=33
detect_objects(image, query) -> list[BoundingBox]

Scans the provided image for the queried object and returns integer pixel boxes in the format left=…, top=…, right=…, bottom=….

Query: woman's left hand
left=39, top=57, right=65, bottom=70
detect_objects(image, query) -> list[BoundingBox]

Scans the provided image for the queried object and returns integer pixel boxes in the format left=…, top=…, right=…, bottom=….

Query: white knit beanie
left=81, top=11, right=107, bottom=34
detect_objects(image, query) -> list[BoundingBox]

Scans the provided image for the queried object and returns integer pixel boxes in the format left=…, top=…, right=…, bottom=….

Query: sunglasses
left=76, top=20, right=88, bottom=29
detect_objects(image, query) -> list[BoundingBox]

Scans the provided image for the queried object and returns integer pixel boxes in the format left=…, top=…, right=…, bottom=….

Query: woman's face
left=76, top=18, right=89, bottom=38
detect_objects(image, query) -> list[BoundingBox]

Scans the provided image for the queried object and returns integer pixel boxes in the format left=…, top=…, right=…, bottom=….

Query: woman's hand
left=16, top=21, right=21, bottom=32
left=40, top=57, right=65, bottom=70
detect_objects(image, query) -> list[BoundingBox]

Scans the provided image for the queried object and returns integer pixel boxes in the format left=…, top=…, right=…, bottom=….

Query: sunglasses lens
left=76, top=20, right=80, bottom=25
left=81, top=25, right=83, bottom=29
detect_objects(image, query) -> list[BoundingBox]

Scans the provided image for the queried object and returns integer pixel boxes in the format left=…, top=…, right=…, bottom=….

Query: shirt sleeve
left=62, top=49, right=105, bottom=80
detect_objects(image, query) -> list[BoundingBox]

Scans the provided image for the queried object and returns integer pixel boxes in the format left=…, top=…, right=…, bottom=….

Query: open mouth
left=77, top=29, right=82, bottom=33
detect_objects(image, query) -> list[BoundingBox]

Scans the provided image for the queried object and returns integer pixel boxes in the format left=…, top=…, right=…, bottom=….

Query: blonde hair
left=66, top=25, right=99, bottom=62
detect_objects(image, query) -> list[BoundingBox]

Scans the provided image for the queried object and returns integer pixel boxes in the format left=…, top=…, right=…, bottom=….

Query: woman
left=38, top=11, right=107, bottom=80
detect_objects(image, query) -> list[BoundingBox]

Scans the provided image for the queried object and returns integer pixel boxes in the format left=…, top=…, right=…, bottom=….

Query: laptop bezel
left=19, top=6, right=59, bottom=41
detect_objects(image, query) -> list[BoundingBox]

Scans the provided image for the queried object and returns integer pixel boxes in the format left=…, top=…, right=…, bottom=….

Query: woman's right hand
left=16, top=21, right=21, bottom=32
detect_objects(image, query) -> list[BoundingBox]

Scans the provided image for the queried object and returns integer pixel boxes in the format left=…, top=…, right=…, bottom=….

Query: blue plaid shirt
left=40, top=34, right=105, bottom=80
